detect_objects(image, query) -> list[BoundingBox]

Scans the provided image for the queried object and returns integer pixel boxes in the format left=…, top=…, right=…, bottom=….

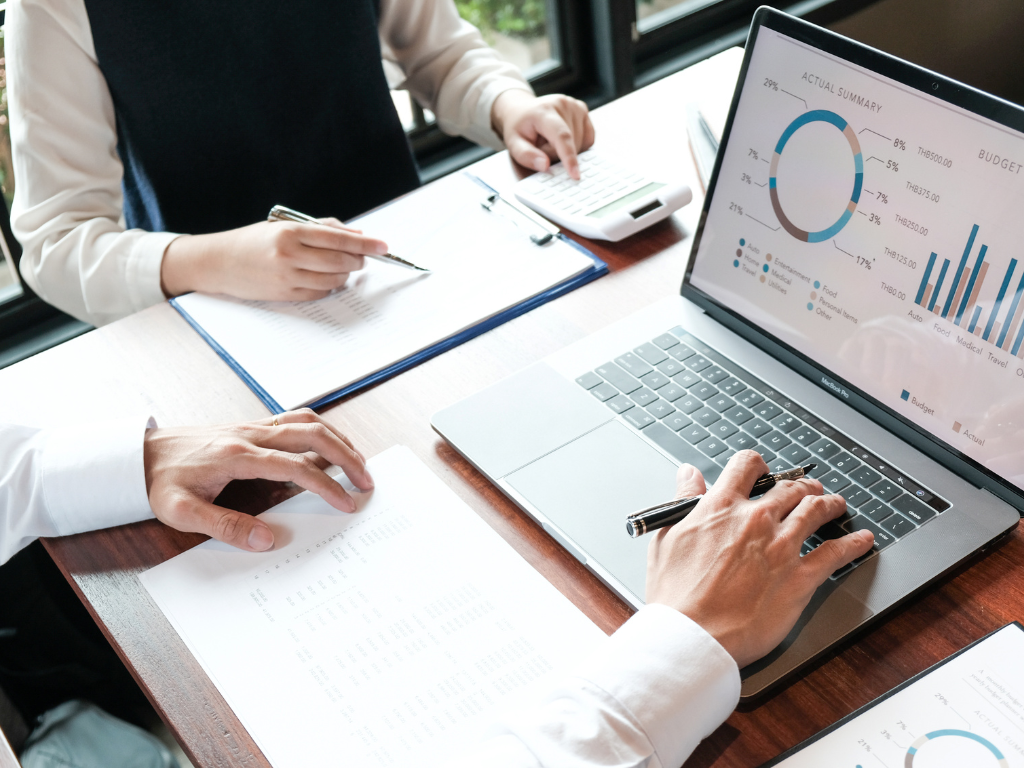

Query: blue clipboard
left=171, top=173, right=608, bottom=414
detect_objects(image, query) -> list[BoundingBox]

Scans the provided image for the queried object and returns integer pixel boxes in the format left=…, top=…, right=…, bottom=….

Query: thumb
left=161, top=496, right=275, bottom=552
left=674, top=464, right=707, bottom=499
left=505, top=132, right=550, bottom=173
left=805, top=530, right=873, bottom=580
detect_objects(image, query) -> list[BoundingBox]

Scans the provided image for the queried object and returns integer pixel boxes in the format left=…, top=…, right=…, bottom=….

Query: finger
left=275, top=408, right=364, bottom=459
left=709, top=449, right=770, bottom=500
left=164, top=496, right=276, bottom=552
left=289, top=267, right=352, bottom=292
left=802, top=530, right=874, bottom=581
left=506, top=132, right=551, bottom=173
left=784, top=492, right=848, bottom=540
left=316, top=216, right=362, bottom=234
left=287, top=287, right=334, bottom=302
left=674, top=463, right=707, bottom=499
left=580, top=111, right=596, bottom=150
left=294, top=223, right=387, bottom=256
left=259, top=421, right=373, bottom=491
left=289, top=247, right=363, bottom=275
left=758, top=476, right=824, bottom=522
left=535, top=112, right=580, bottom=179
left=235, top=448, right=359, bottom=512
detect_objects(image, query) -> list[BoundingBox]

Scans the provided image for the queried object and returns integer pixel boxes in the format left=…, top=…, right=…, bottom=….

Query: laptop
left=432, top=7, right=1023, bottom=702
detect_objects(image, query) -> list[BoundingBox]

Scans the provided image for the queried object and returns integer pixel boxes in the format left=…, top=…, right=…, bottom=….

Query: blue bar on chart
left=1013, top=308, right=1024, bottom=357
left=955, top=245, right=988, bottom=325
left=942, top=224, right=978, bottom=319
left=915, top=253, right=937, bottom=306
left=929, top=259, right=951, bottom=312
left=983, top=258, right=1017, bottom=342
left=998, top=270, right=1024, bottom=350
left=968, top=305, right=983, bottom=334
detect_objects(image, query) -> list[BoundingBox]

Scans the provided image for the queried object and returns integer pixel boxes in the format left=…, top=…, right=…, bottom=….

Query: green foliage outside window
left=0, top=29, right=12, bottom=209
left=455, top=0, right=547, bottom=40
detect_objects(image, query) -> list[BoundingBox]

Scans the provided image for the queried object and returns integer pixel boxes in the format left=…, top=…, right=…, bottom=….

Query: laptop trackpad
left=506, top=420, right=678, bottom=603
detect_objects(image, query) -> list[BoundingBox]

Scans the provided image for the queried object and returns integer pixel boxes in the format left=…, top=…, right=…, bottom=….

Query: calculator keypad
left=516, top=151, right=651, bottom=216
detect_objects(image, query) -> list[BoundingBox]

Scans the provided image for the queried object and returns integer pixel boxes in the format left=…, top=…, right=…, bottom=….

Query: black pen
left=625, top=463, right=817, bottom=538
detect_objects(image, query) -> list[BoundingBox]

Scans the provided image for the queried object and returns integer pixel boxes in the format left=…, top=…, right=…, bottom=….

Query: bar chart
left=914, top=224, right=1024, bottom=357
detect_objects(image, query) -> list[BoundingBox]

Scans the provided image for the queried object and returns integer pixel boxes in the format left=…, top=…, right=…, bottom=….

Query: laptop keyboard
left=576, top=326, right=950, bottom=580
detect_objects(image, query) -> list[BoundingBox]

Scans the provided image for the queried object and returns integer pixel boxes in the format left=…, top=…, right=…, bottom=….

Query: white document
left=174, top=173, right=595, bottom=410
left=774, top=624, right=1024, bottom=768
left=141, top=446, right=606, bottom=768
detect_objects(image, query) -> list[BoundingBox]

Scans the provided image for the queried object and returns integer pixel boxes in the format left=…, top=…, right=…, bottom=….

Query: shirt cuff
left=578, top=603, right=741, bottom=768
left=41, top=416, right=156, bottom=537
left=471, top=78, right=535, bottom=151
left=126, top=231, right=182, bottom=312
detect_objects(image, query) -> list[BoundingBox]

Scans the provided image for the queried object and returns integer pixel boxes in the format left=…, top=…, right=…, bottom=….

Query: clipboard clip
left=481, top=192, right=559, bottom=246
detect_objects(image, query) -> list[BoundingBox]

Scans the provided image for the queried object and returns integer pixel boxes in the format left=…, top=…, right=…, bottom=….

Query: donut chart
left=904, top=729, right=1009, bottom=768
left=769, top=109, right=863, bottom=243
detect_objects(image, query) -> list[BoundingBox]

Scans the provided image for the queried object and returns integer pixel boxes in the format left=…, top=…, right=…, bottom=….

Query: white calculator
left=513, top=150, right=692, bottom=242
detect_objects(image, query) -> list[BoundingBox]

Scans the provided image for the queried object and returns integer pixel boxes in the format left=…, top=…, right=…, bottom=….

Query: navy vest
left=83, top=0, right=421, bottom=234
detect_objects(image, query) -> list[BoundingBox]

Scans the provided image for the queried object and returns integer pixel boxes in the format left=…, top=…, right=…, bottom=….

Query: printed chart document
left=172, top=172, right=598, bottom=411
left=768, top=623, right=1024, bottom=768
left=141, top=446, right=606, bottom=768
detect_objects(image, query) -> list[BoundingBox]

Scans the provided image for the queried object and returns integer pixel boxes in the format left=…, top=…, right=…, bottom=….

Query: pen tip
left=804, top=463, right=817, bottom=472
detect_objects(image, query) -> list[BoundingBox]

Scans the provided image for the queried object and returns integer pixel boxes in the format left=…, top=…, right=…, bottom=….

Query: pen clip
left=481, top=193, right=559, bottom=246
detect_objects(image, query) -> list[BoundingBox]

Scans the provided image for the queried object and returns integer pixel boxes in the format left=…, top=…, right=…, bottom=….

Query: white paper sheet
left=775, top=624, right=1024, bottom=768
left=141, top=446, right=606, bottom=768
left=174, top=173, right=595, bottom=410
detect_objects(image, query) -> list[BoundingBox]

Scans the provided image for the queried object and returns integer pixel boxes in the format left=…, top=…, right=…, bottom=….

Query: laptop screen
left=687, top=17, right=1024, bottom=498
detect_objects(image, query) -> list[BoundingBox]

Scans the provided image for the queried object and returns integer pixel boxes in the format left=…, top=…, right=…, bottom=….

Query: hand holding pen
left=268, top=206, right=429, bottom=272
left=645, top=453, right=873, bottom=668
left=627, top=463, right=817, bottom=537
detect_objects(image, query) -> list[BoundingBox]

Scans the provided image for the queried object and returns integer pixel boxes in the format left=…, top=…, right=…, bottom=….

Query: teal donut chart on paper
left=768, top=110, right=863, bottom=243
left=904, top=729, right=1009, bottom=768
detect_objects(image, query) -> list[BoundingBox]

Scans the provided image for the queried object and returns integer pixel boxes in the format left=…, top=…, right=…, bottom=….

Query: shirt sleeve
left=379, top=0, right=534, bottom=151
left=450, top=604, right=741, bottom=767
left=0, top=418, right=156, bottom=564
left=7, top=0, right=181, bottom=328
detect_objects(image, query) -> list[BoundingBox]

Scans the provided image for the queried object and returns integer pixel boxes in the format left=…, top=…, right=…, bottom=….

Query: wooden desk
left=1, top=48, right=1022, bottom=768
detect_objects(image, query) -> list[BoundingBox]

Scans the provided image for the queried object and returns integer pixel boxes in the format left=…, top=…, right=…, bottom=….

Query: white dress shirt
left=7, top=0, right=532, bottom=327
left=0, top=420, right=154, bottom=565
left=0, top=419, right=740, bottom=765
